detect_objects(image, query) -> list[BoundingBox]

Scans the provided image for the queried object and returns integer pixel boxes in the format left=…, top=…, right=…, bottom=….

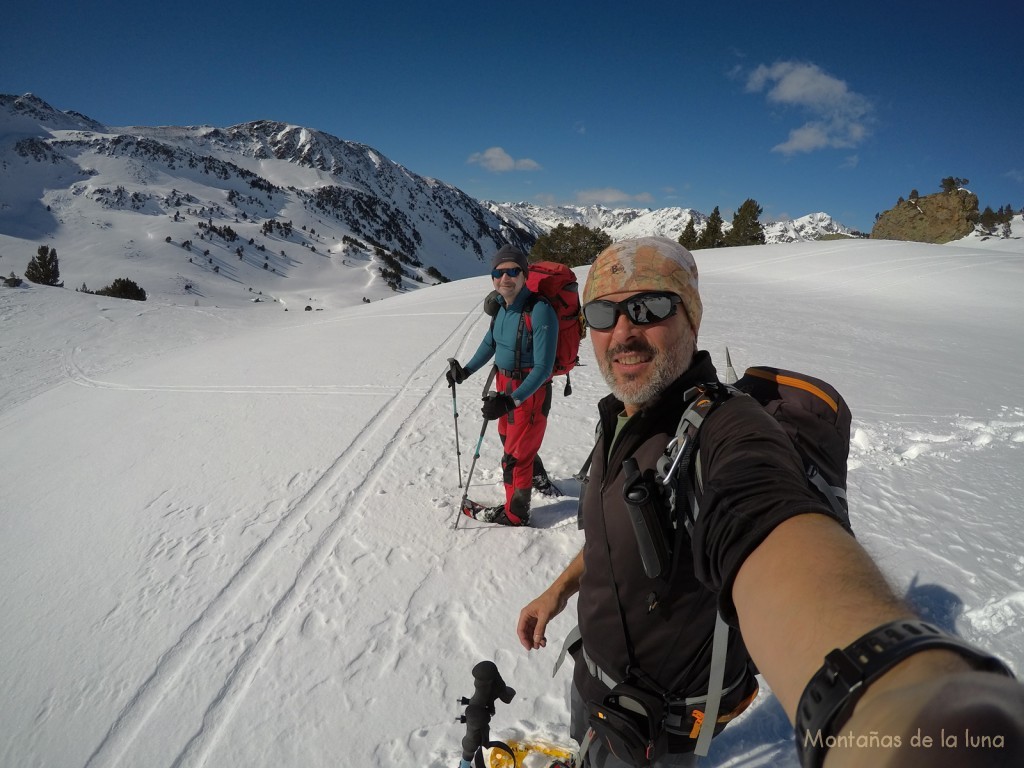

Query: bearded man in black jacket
left=517, top=237, right=1023, bottom=768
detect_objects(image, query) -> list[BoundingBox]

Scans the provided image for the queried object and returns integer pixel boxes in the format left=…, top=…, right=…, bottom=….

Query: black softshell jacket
left=574, top=351, right=840, bottom=722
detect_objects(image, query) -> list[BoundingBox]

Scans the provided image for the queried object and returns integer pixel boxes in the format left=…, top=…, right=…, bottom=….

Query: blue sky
left=4, top=1, right=1023, bottom=232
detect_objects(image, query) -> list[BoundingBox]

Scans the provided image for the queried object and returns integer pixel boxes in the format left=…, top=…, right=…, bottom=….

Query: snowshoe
left=462, top=498, right=529, bottom=526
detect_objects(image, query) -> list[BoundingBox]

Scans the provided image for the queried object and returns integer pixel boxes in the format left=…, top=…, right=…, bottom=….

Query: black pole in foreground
left=456, top=660, right=516, bottom=767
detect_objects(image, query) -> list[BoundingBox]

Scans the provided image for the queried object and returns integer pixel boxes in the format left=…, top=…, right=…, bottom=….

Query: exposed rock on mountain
left=871, top=189, right=979, bottom=243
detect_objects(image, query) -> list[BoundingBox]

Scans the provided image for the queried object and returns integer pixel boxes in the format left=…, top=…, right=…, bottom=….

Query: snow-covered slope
left=2, top=237, right=1022, bottom=767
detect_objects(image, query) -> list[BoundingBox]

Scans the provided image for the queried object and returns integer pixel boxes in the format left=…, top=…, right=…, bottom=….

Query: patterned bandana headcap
left=583, top=236, right=702, bottom=334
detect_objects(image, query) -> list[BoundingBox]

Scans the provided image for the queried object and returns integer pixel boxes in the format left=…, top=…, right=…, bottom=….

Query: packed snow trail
left=79, top=292, right=498, bottom=768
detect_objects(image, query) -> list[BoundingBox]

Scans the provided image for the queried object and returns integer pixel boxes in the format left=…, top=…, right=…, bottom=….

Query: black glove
left=481, top=393, right=516, bottom=420
left=446, top=359, right=468, bottom=388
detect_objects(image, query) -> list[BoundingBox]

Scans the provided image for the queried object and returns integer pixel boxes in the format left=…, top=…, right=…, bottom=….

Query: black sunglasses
left=491, top=267, right=523, bottom=279
left=583, top=291, right=682, bottom=330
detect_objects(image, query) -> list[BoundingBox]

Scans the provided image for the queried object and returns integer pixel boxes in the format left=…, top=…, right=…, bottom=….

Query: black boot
left=532, top=457, right=563, bottom=497
left=507, top=488, right=532, bottom=526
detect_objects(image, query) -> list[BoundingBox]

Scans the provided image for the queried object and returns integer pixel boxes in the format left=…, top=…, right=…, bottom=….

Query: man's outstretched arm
left=732, top=513, right=1023, bottom=767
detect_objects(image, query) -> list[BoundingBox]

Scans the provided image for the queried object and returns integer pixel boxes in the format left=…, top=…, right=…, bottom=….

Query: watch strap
left=795, top=618, right=1014, bottom=768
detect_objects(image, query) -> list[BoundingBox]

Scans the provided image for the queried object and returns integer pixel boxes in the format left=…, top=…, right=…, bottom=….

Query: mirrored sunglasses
left=583, top=291, right=682, bottom=330
left=491, top=267, right=523, bottom=279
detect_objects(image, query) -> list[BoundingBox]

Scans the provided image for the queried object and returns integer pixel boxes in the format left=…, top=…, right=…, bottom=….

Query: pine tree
left=940, top=176, right=969, bottom=193
left=978, top=206, right=998, bottom=233
left=677, top=218, right=698, bottom=250
left=724, top=199, right=766, bottom=247
left=530, top=223, right=611, bottom=267
left=24, top=246, right=63, bottom=286
left=696, top=207, right=725, bottom=249
left=95, top=278, right=147, bottom=301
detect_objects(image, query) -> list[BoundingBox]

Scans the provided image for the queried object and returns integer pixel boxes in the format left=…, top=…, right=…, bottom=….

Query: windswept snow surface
left=2, top=238, right=1023, bottom=768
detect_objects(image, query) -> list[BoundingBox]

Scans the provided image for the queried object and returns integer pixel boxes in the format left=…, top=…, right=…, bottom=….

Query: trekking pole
left=455, top=660, right=516, bottom=768
left=452, top=366, right=497, bottom=530
left=447, top=358, right=464, bottom=488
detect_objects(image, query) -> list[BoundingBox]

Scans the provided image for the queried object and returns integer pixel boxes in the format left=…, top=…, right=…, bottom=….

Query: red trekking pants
left=496, top=372, right=552, bottom=518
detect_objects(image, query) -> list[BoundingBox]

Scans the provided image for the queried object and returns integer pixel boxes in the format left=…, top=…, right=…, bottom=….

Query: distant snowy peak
left=485, top=202, right=850, bottom=244
left=764, top=212, right=853, bottom=243
left=0, top=93, right=106, bottom=134
left=484, top=201, right=705, bottom=240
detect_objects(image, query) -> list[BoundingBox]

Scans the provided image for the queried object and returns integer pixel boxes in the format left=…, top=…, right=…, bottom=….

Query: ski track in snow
left=81, top=301, right=486, bottom=768
left=64, top=349, right=413, bottom=396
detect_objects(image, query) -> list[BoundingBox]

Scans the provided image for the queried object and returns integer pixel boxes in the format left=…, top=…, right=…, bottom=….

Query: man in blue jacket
left=447, top=245, right=558, bottom=526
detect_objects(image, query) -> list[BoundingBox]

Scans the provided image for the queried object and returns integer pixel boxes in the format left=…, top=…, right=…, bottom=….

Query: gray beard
left=599, top=340, right=691, bottom=409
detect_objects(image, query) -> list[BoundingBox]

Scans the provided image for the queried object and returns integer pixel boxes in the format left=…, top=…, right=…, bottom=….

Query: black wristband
left=795, top=618, right=1014, bottom=768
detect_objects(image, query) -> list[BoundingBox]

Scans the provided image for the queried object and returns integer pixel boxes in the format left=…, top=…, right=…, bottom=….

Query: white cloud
left=746, top=61, right=873, bottom=156
left=576, top=188, right=652, bottom=206
left=1005, top=169, right=1024, bottom=183
left=467, top=147, right=541, bottom=172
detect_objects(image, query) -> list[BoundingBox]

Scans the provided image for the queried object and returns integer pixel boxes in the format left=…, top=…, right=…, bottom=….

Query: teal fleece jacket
left=464, top=288, right=557, bottom=403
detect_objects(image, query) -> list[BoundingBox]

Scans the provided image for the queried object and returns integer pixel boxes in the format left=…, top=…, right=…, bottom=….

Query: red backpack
left=524, top=261, right=585, bottom=381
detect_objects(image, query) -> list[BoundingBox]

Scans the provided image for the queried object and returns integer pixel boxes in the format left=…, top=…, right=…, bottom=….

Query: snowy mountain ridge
left=2, top=92, right=851, bottom=310
left=485, top=200, right=854, bottom=244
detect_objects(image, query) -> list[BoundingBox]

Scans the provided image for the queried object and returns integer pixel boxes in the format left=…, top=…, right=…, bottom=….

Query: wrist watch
left=795, top=618, right=1014, bottom=768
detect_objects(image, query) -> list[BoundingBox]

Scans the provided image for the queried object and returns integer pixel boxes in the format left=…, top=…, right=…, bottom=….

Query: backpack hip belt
left=497, top=366, right=532, bottom=380
left=555, top=620, right=752, bottom=754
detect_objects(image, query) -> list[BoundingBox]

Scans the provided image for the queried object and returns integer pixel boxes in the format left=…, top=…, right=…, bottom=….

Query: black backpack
left=659, top=360, right=853, bottom=542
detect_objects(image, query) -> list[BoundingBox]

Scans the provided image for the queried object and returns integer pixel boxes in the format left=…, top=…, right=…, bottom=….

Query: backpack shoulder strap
left=657, top=384, right=746, bottom=757
left=513, top=293, right=543, bottom=373
left=656, top=382, right=736, bottom=534
left=694, top=613, right=731, bottom=756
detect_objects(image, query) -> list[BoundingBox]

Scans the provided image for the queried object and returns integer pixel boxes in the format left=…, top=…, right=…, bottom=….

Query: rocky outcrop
left=871, top=189, right=979, bottom=243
